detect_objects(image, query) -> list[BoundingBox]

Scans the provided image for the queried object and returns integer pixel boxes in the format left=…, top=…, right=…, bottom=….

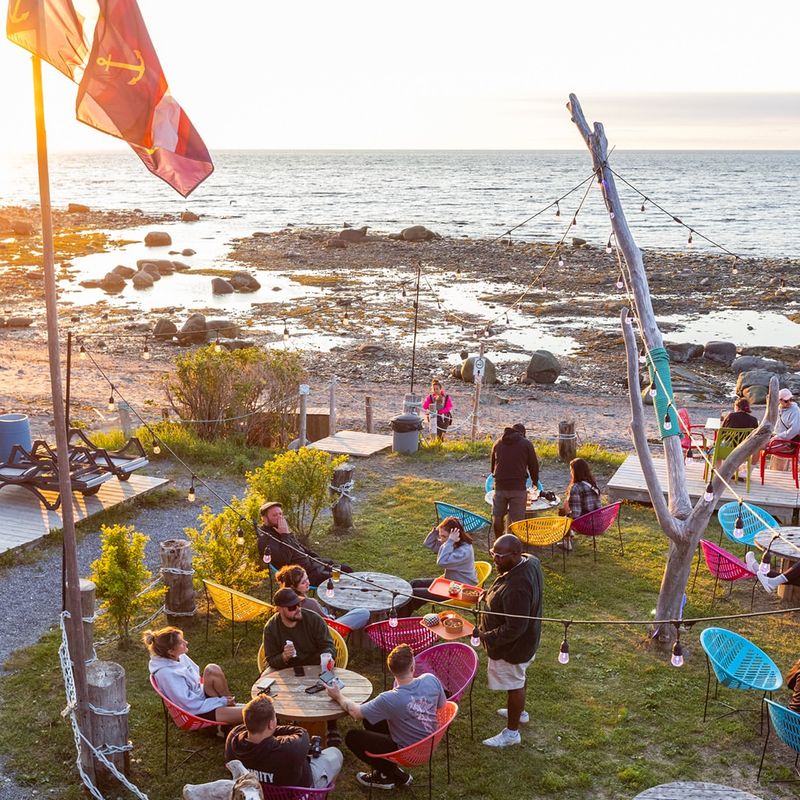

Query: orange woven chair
left=365, top=701, right=458, bottom=800
left=508, top=516, right=572, bottom=571
left=149, top=674, right=219, bottom=775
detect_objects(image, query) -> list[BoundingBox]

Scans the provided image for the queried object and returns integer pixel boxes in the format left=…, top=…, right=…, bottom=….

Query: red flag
left=7, top=0, right=213, bottom=197
left=6, top=0, right=91, bottom=80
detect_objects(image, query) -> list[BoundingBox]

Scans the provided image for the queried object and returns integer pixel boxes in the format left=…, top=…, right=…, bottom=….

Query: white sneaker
left=745, top=551, right=759, bottom=574
left=497, top=708, right=529, bottom=724
left=483, top=728, right=521, bottom=748
left=756, top=570, right=776, bottom=594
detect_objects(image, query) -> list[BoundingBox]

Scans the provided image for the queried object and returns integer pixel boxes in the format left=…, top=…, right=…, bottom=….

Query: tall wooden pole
left=409, top=260, right=422, bottom=394
left=32, top=55, right=94, bottom=779
left=470, top=342, right=485, bottom=441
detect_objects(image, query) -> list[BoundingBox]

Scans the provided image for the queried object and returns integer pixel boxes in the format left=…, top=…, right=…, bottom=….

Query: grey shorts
left=492, top=489, right=528, bottom=525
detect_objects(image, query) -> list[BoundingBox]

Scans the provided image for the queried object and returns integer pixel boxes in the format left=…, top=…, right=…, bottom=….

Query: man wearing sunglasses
left=477, top=533, right=543, bottom=748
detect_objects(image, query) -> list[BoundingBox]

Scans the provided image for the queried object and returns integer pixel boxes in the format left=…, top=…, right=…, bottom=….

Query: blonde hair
left=142, top=626, right=183, bottom=658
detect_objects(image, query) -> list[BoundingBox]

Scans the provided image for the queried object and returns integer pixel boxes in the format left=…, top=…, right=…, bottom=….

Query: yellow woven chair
left=202, top=578, right=276, bottom=656
left=256, top=622, right=349, bottom=673
left=508, top=517, right=572, bottom=572
left=441, top=561, right=492, bottom=610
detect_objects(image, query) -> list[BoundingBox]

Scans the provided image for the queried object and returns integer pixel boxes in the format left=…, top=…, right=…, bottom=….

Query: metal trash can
left=0, top=413, right=32, bottom=463
left=390, top=412, right=423, bottom=454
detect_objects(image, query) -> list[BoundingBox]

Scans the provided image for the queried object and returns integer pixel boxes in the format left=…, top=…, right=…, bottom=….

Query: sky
left=1, top=0, right=798, bottom=153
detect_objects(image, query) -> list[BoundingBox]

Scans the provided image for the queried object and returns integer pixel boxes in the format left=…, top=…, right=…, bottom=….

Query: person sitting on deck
left=768, top=388, right=800, bottom=451
left=721, top=397, right=758, bottom=430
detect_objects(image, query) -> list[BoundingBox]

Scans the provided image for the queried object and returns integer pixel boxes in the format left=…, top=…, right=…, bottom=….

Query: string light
left=670, top=637, right=684, bottom=668
left=759, top=550, right=771, bottom=575
left=151, top=437, right=161, bottom=455
left=325, top=577, right=335, bottom=599
left=107, top=386, right=115, bottom=411
left=402, top=287, right=407, bottom=298
left=187, top=475, right=196, bottom=503
left=616, top=273, right=624, bottom=290
left=79, top=343, right=87, bottom=360
left=388, top=594, right=398, bottom=628
left=687, top=231, right=693, bottom=245
left=648, top=383, right=657, bottom=398
left=282, top=320, right=289, bottom=342
left=606, top=237, right=613, bottom=254
left=555, top=201, right=560, bottom=217
left=505, top=312, right=510, bottom=325
left=733, top=502, right=745, bottom=539
left=731, top=257, right=738, bottom=276
left=557, top=254, right=565, bottom=268
left=262, top=544, right=272, bottom=565
left=236, top=525, right=245, bottom=547
left=638, top=351, right=647, bottom=365
left=142, top=340, right=151, bottom=360
left=703, top=481, right=714, bottom=503
left=558, top=622, right=571, bottom=665
left=640, top=198, right=647, bottom=213
left=470, top=613, right=481, bottom=648
left=571, top=215, right=577, bottom=227
left=663, top=412, right=672, bottom=431
left=214, top=337, right=222, bottom=353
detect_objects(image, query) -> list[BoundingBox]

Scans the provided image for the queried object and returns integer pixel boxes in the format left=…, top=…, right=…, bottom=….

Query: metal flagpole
left=31, top=54, right=95, bottom=781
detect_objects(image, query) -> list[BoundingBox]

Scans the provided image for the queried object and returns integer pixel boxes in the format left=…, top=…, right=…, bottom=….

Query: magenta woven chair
left=414, top=642, right=478, bottom=738
left=260, top=783, right=335, bottom=799
left=365, top=618, right=439, bottom=687
left=149, top=674, right=219, bottom=775
left=570, top=502, right=624, bottom=561
left=365, top=701, right=458, bottom=800
left=692, top=539, right=757, bottom=609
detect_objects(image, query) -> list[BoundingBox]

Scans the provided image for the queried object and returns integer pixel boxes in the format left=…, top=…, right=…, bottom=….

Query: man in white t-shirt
left=325, top=643, right=445, bottom=791
left=770, top=388, right=800, bottom=450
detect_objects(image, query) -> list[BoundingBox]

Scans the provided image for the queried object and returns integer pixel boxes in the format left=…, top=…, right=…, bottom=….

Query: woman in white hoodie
left=145, top=626, right=244, bottom=724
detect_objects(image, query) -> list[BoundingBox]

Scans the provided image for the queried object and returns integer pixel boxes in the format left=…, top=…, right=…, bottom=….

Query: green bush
left=246, top=447, right=346, bottom=544
left=90, top=524, right=162, bottom=647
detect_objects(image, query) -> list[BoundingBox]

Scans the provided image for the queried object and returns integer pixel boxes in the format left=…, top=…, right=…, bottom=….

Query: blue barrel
left=0, top=413, right=33, bottom=463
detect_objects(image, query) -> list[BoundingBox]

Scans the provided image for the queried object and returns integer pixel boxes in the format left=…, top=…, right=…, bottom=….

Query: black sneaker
left=356, top=771, right=396, bottom=790
left=395, top=770, right=413, bottom=788
left=326, top=729, right=342, bottom=748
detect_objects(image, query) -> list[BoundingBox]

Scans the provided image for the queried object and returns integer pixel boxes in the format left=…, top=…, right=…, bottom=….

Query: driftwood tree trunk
left=568, top=94, right=778, bottom=640
left=330, top=463, right=355, bottom=532
left=86, top=660, right=129, bottom=792
left=160, top=539, right=195, bottom=624
left=558, top=420, right=577, bottom=463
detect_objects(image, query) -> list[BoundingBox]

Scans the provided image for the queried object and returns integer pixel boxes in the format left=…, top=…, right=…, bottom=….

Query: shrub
left=163, top=345, right=304, bottom=444
left=90, top=524, right=161, bottom=647
left=246, top=448, right=346, bottom=544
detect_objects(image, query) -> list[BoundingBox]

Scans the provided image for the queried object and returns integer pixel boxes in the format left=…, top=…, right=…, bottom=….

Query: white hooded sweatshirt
left=148, top=654, right=227, bottom=716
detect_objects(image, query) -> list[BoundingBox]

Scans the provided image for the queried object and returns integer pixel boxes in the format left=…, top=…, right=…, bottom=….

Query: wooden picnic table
left=634, top=781, right=763, bottom=799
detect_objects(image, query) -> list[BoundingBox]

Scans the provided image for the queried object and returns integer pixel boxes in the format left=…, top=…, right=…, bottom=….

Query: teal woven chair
left=700, top=627, right=783, bottom=730
left=433, top=502, right=491, bottom=548
left=758, top=699, right=800, bottom=783
left=717, top=502, right=779, bottom=549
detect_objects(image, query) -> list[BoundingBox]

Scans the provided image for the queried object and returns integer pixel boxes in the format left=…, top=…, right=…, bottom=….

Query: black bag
left=439, top=411, right=453, bottom=429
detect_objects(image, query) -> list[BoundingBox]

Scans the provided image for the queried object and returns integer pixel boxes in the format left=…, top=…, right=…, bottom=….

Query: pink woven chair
left=414, top=642, right=478, bottom=738
left=692, top=539, right=757, bottom=609
left=678, top=408, right=708, bottom=455
left=260, top=783, right=335, bottom=799
left=365, top=618, right=439, bottom=688
left=365, top=701, right=458, bottom=800
left=149, top=674, right=219, bottom=774
left=570, top=501, right=624, bottom=562
left=324, top=616, right=352, bottom=640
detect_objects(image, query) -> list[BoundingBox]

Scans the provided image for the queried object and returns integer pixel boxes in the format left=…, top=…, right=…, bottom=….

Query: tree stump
left=558, top=420, right=577, bottom=463
left=87, top=660, right=129, bottom=792
left=80, top=578, right=96, bottom=663
left=330, top=463, right=355, bottom=532
left=160, top=539, right=195, bottom=624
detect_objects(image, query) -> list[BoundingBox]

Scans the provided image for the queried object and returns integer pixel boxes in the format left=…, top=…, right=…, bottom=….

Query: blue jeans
left=334, top=608, right=370, bottom=630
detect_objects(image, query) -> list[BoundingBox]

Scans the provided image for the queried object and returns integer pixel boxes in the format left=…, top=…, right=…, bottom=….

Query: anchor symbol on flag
left=95, top=50, right=146, bottom=85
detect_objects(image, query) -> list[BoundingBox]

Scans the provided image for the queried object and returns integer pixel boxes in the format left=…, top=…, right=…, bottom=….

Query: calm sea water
left=1, top=149, right=799, bottom=258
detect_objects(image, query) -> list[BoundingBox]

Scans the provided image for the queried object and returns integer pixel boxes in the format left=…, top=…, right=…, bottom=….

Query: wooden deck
left=307, top=430, right=393, bottom=457
left=607, top=454, right=800, bottom=522
left=0, top=474, right=170, bottom=554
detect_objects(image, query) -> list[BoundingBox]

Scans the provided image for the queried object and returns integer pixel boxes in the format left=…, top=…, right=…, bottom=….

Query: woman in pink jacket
left=422, top=378, right=453, bottom=440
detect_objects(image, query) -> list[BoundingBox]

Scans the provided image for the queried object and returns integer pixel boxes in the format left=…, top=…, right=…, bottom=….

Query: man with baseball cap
left=769, top=388, right=800, bottom=451
left=256, top=501, right=352, bottom=585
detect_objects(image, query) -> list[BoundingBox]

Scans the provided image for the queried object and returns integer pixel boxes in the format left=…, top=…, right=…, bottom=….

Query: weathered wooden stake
left=117, top=401, right=133, bottom=438
left=298, top=390, right=308, bottom=447
left=87, top=660, right=129, bottom=792
left=365, top=396, right=374, bottom=433
left=329, top=377, right=337, bottom=436
left=160, top=539, right=195, bottom=624
left=80, top=578, right=96, bottom=663
left=470, top=342, right=485, bottom=440
left=330, top=462, right=355, bottom=532
left=558, top=420, right=577, bottom=463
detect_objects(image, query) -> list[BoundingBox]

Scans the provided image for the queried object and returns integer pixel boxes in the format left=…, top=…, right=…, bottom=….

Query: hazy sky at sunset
left=1, top=0, right=797, bottom=152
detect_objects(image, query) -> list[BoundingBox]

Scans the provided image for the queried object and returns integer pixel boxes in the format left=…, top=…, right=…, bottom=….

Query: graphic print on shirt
left=407, top=695, right=438, bottom=734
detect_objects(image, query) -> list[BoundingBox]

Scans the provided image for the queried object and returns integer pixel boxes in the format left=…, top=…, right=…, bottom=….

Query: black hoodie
left=224, top=724, right=312, bottom=787
left=490, top=427, right=539, bottom=490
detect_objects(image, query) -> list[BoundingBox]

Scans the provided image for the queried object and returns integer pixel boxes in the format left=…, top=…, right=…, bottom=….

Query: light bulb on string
left=703, top=480, right=714, bottom=503
left=214, top=337, right=222, bottom=353
left=638, top=351, right=647, bottom=365
left=733, top=502, right=745, bottom=539
left=262, top=545, right=272, bottom=565
left=388, top=595, right=398, bottom=628
left=236, top=525, right=245, bottom=547
left=558, top=622, right=571, bottom=665
left=143, top=340, right=151, bottom=360
left=455, top=267, right=461, bottom=277
left=606, top=237, right=613, bottom=255
left=151, top=437, right=161, bottom=455
left=470, top=612, right=481, bottom=648
left=670, top=639, right=684, bottom=668
left=759, top=551, right=771, bottom=575
left=107, top=386, right=115, bottom=411
left=648, top=383, right=657, bottom=398
left=79, top=343, right=87, bottom=360
left=663, top=412, right=672, bottom=431
left=616, top=273, right=624, bottom=290
left=325, top=577, right=335, bottom=599
left=571, top=215, right=577, bottom=227
left=505, top=313, right=510, bottom=325
left=640, top=199, right=647, bottom=213
left=687, top=231, right=693, bottom=246
left=558, top=254, right=565, bottom=268
left=731, top=257, right=738, bottom=276
left=402, top=286, right=407, bottom=298
left=282, top=320, right=289, bottom=342
left=555, top=201, right=560, bottom=218
left=187, top=475, right=196, bottom=503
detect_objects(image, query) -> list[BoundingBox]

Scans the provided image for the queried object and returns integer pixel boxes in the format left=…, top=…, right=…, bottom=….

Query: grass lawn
left=1, top=473, right=798, bottom=799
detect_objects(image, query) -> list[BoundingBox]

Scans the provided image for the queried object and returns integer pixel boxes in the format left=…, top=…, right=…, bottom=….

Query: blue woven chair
left=758, top=699, right=800, bottom=783
left=433, top=502, right=491, bottom=549
left=700, top=627, right=783, bottom=730
left=717, top=502, right=779, bottom=549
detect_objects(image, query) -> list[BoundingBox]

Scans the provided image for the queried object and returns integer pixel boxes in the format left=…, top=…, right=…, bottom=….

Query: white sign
left=299, top=384, right=310, bottom=395
left=473, top=358, right=486, bottom=380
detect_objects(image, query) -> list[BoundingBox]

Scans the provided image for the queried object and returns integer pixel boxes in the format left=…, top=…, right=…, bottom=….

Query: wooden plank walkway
left=308, top=430, right=393, bottom=457
left=0, top=474, right=170, bottom=555
left=608, top=454, right=800, bottom=521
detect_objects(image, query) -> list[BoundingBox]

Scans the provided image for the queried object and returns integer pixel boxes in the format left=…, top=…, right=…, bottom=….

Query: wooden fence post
left=87, top=660, right=129, bottom=792
left=558, top=420, right=577, bottom=463
left=365, top=396, right=373, bottom=433
left=160, top=539, right=195, bottom=624
left=329, top=377, right=337, bottom=436
left=471, top=342, right=485, bottom=440
left=298, top=384, right=308, bottom=447
left=330, top=462, right=355, bottom=532
left=80, top=578, right=96, bottom=663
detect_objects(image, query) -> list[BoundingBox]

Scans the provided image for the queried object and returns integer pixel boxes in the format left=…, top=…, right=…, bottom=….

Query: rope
left=164, top=606, right=198, bottom=617
left=329, top=480, right=355, bottom=501
left=88, top=703, right=131, bottom=717
left=161, top=566, right=194, bottom=576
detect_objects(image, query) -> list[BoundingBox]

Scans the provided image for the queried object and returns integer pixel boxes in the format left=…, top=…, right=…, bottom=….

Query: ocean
left=1, top=149, right=799, bottom=258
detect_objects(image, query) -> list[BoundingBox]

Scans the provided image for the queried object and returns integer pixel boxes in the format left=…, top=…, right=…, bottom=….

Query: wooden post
left=365, top=396, right=374, bottom=433
left=160, top=539, right=195, bottom=624
left=330, top=462, right=355, bottom=532
left=298, top=389, right=308, bottom=447
left=87, top=660, right=129, bottom=792
left=471, top=342, right=485, bottom=441
left=329, top=377, right=337, bottom=436
left=558, top=420, right=577, bottom=463
left=117, top=401, right=133, bottom=438
left=80, top=578, right=96, bottom=663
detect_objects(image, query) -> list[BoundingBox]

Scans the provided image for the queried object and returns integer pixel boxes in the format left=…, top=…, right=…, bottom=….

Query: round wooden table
left=755, top=526, right=800, bottom=605
left=633, top=781, right=762, bottom=799
left=484, top=490, right=561, bottom=517
left=323, top=571, right=413, bottom=615
left=250, top=666, right=373, bottom=722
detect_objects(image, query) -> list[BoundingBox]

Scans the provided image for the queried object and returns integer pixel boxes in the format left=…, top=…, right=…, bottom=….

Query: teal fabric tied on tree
left=646, top=347, right=680, bottom=439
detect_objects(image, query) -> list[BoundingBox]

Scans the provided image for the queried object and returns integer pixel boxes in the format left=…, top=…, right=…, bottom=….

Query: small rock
left=144, top=231, right=172, bottom=246
left=211, top=277, right=234, bottom=294
left=229, top=271, right=260, bottom=292
left=112, top=264, right=136, bottom=279
left=5, top=316, right=34, bottom=328
left=571, top=237, right=587, bottom=247
left=338, top=226, right=368, bottom=242
left=219, top=338, right=257, bottom=351
left=171, top=261, right=191, bottom=271
left=356, top=343, right=386, bottom=356
left=67, top=203, right=90, bottom=213
left=665, top=342, right=704, bottom=363
left=140, top=263, right=162, bottom=280
left=181, top=248, right=196, bottom=257
left=180, top=210, right=200, bottom=222
left=325, top=237, right=347, bottom=249
left=731, top=355, right=787, bottom=374
left=99, top=272, right=126, bottom=293
left=399, top=225, right=441, bottom=242
left=131, top=271, right=154, bottom=289
left=79, top=279, right=103, bottom=288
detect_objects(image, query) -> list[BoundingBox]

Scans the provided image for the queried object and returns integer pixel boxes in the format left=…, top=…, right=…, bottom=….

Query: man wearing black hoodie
left=225, top=695, right=343, bottom=788
left=490, top=423, right=539, bottom=540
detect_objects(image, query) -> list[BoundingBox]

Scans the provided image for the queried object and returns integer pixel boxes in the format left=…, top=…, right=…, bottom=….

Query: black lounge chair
left=0, top=444, right=113, bottom=510
left=67, top=429, right=149, bottom=481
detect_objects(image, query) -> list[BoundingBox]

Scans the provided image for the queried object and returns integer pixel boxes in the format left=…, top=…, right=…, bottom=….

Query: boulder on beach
left=100, top=272, right=126, bottom=293
left=67, top=203, right=90, bottom=213
left=356, top=343, right=386, bottom=357
left=397, top=225, right=441, bottom=242
left=5, top=316, right=34, bottom=328
left=12, top=220, right=35, bottom=236
left=459, top=355, right=497, bottom=385
left=229, top=271, right=261, bottom=292
left=144, top=231, right=172, bottom=246
left=132, top=271, right=155, bottom=289
left=0, top=215, right=12, bottom=232
left=178, top=313, right=207, bottom=344
left=181, top=248, right=196, bottom=257
left=736, top=369, right=781, bottom=398
left=180, top=211, right=200, bottom=222
left=522, top=350, right=561, bottom=384
left=112, top=264, right=136, bottom=279
left=665, top=342, right=704, bottom=363
left=338, top=226, right=368, bottom=242
left=140, top=263, right=162, bottom=280
left=571, top=237, right=587, bottom=247
left=206, top=318, right=240, bottom=338
left=212, top=277, right=234, bottom=294
left=153, top=318, right=177, bottom=340
left=743, top=384, right=770, bottom=406
left=219, top=338, right=257, bottom=351
left=731, top=355, right=787, bottom=374
left=171, top=261, right=191, bottom=271
left=783, top=373, right=800, bottom=395
left=79, top=279, right=103, bottom=288
left=325, top=237, right=347, bottom=249
left=703, top=340, right=737, bottom=367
